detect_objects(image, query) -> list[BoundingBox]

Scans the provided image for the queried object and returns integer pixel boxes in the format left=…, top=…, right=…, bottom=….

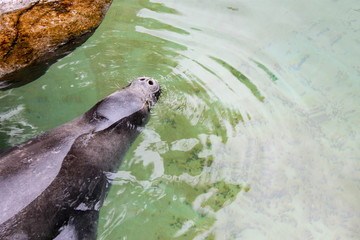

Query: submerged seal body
left=0, top=77, right=160, bottom=239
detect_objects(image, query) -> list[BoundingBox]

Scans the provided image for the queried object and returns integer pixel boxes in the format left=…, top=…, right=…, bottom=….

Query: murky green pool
left=1, top=0, right=359, bottom=239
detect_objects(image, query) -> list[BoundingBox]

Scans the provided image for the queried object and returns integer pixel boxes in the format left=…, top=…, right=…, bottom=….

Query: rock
left=0, top=0, right=113, bottom=89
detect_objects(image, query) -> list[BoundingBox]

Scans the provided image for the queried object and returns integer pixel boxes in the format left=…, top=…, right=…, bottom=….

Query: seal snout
left=135, top=77, right=161, bottom=101
left=139, top=77, right=155, bottom=85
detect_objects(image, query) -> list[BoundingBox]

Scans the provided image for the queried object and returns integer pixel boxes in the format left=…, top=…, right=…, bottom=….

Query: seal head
left=86, top=77, right=160, bottom=132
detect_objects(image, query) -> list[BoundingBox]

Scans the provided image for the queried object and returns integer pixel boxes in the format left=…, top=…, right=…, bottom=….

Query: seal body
left=0, top=77, right=160, bottom=239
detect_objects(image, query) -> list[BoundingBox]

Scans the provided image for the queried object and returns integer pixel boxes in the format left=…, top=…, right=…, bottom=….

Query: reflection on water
left=1, top=0, right=359, bottom=239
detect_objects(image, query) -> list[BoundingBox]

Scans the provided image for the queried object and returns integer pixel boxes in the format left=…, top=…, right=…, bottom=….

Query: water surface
left=1, top=0, right=359, bottom=239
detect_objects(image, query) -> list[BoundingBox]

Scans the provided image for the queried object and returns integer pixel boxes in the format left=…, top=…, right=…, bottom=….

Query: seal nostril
left=148, top=80, right=154, bottom=85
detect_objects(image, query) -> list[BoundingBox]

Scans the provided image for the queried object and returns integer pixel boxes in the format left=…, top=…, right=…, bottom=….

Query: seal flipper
left=55, top=210, right=99, bottom=240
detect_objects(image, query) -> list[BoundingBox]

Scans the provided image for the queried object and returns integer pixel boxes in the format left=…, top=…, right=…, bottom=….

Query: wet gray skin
left=0, top=77, right=160, bottom=240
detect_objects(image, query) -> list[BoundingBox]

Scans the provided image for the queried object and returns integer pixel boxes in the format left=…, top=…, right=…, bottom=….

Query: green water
left=1, top=0, right=359, bottom=239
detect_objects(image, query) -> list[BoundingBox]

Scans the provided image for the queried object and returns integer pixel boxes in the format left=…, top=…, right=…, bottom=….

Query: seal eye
left=139, top=78, right=146, bottom=81
left=148, top=80, right=154, bottom=85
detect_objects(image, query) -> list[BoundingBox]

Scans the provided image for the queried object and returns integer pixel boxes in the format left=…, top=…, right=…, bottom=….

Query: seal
left=0, top=77, right=161, bottom=240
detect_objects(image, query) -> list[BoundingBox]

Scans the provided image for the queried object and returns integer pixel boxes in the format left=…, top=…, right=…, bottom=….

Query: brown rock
left=0, top=0, right=113, bottom=89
